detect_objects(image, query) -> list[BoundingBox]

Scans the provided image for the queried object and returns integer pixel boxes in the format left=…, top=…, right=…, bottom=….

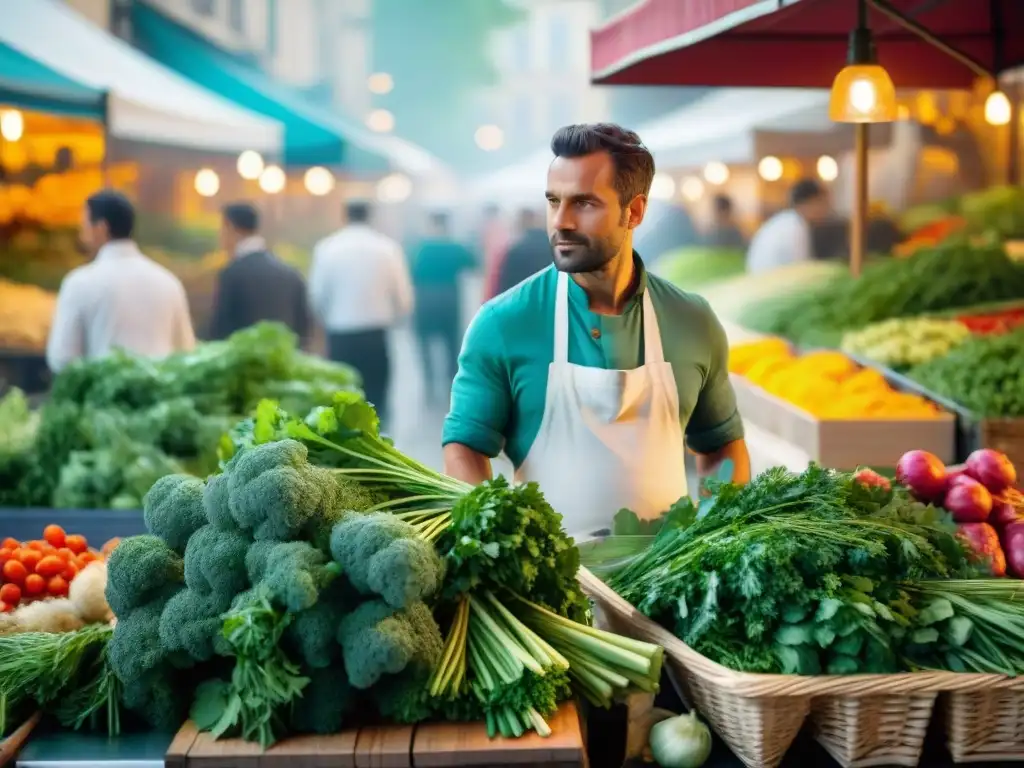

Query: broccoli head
left=143, top=474, right=208, bottom=554
left=372, top=673, right=435, bottom=724
left=108, top=585, right=181, bottom=685
left=284, top=581, right=356, bottom=669
left=263, top=541, right=341, bottom=613
left=337, top=599, right=444, bottom=690
left=183, top=525, right=250, bottom=598
left=289, top=666, right=356, bottom=735
left=159, top=587, right=233, bottom=663
left=244, top=539, right=278, bottom=584
left=227, top=440, right=338, bottom=540
left=203, top=471, right=238, bottom=531
left=105, top=535, right=184, bottom=617
left=330, top=512, right=443, bottom=609
left=121, top=666, right=193, bottom=732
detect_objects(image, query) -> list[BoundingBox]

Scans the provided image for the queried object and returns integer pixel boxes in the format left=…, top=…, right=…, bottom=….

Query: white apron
left=515, top=272, right=688, bottom=538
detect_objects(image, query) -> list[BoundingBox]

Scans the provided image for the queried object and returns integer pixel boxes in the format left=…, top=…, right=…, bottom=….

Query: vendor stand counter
left=0, top=508, right=146, bottom=544
left=16, top=703, right=588, bottom=768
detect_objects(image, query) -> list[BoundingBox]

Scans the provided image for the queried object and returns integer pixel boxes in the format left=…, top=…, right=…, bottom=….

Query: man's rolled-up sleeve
left=685, top=300, right=745, bottom=454
left=441, top=305, right=511, bottom=458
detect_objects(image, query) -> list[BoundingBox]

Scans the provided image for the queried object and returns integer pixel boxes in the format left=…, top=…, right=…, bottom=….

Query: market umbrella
left=591, top=0, right=1024, bottom=275
left=592, top=0, right=1024, bottom=88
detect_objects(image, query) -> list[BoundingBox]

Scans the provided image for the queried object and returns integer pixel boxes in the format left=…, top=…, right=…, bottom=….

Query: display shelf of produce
left=0, top=508, right=144, bottom=545
left=846, top=353, right=1024, bottom=470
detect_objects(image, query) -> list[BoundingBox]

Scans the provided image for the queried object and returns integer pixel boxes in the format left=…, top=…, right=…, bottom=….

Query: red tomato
left=62, top=562, right=79, bottom=582
left=2, top=560, right=27, bottom=585
left=1, top=538, right=20, bottom=551
left=47, top=576, right=69, bottom=597
left=63, top=535, right=87, bottom=555
left=0, top=548, right=11, bottom=566
left=19, top=550, right=42, bottom=573
left=43, top=525, right=66, bottom=549
left=0, top=583, right=21, bottom=605
left=23, top=573, right=46, bottom=596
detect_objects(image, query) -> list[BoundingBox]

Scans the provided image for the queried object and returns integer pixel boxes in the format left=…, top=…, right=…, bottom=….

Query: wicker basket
left=944, top=681, right=1024, bottom=763
left=580, top=568, right=962, bottom=768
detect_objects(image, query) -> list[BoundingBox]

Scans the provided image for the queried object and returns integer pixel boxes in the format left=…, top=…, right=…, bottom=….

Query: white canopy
left=1, top=0, right=282, bottom=153
left=472, top=88, right=831, bottom=204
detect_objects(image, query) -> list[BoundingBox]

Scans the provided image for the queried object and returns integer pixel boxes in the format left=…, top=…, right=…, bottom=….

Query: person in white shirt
left=46, top=190, right=196, bottom=373
left=308, top=200, right=413, bottom=424
left=746, top=179, right=831, bottom=274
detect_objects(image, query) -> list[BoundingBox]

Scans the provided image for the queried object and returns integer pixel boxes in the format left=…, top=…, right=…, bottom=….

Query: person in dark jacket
left=410, top=211, right=476, bottom=406
left=496, top=209, right=552, bottom=294
left=209, top=202, right=311, bottom=345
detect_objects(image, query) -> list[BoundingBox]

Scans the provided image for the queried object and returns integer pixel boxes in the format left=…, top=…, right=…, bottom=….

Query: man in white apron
left=442, top=123, right=750, bottom=537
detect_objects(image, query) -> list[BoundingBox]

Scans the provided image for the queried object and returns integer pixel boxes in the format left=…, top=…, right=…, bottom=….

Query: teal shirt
left=410, top=239, right=477, bottom=288
left=442, top=258, right=744, bottom=467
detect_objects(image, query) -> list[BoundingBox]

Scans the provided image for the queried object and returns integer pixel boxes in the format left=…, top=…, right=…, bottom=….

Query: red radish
left=957, top=523, right=1007, bottom=577
left=991, top=489, right=1024, bottom=527
left=948, top=474, right=978, bottom=490
left=1001, top=522, right=1024, bottom=578
left=896, top=450, right=947, bottom=501
left=944, top=480, right=994, bottom=523
left=965, top=449, right=1017, bottom=493
left=853, top=468, right=892, bottom=492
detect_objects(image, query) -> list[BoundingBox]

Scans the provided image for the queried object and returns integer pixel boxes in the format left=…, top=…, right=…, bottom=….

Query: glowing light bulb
left=817, top=155, right=839, bottom=182
left=304, top=166, right=335, bottom=196
left=985, top=91, right=1011, bottom=126
left=703, top=162, right=729, bottom=185
left=0, top=110, right=24, bottom=142
left=194, top=168, right=220, bottom=197
left=758, top=156, right=784, bottom=182
left=258, top=165, right=286, bottom=194
left=680, top=177, right=704, bottom=202
left=237, top=150, right=264, bottom=180
left=849, top=79, right=878, bottom=114
left=649, top=173, right=676, bottom=200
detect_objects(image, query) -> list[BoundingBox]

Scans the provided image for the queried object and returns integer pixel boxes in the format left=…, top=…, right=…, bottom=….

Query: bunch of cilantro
left=605, top=465, right=978, bottom=675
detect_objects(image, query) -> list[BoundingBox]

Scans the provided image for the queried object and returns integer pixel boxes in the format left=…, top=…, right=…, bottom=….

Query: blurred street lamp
left=703, top=161, right=729, bottom=185
left=367, top=109, right=395, bottom=133
left=0, top=109, right=24, bottom=142
left=368, top=73, right=394, bottom=95
left=237, top=150, right=264, bottom=180
left=304, top=166, right=335, bottom=196
left=194, top=168, right=220, bottom=197
left=259, top=165, right=286, bottom=194
left=648, top=172, right=676, bottom=200
left=376, top=173, right=412, bottom=204
left=474, top=124, right=504, bottom=152
left=758, top=156, right=784, bottom=182
left=984, top=90, right=1011, bottom=126
left=680, top=177, right=704, bottom=202
left=817, top=155, right=839, bottom=182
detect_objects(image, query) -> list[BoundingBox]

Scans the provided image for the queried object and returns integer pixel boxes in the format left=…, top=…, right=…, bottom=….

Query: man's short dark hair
left=85, top=190, right=135, bottom=240
left=713, top=194, right=733, bottom=214
left=222, top=202, right=259, bottom=233
left=346, top=200, right=371, bottom=223
left=791, top=179, right=825, bottom=207
left=550, top=123, right=655, bottom=205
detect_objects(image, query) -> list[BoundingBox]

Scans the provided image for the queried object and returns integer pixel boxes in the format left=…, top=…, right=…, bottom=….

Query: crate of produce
left=728, top=340, right=956, bottom=469
left=579, top=567, right=951, bottom=768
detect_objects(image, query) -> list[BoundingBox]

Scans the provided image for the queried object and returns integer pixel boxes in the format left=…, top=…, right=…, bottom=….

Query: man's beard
left=549, top=231, right=623, bottom=274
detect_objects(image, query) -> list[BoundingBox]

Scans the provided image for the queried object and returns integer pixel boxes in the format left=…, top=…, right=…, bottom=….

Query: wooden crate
left=166, top=702, right=585, bottom=768
left=979, top=418, right=1024, bottom=476
left=730, top=373, right=957, bottom=470
left=412, top=702, right=586, bottom=768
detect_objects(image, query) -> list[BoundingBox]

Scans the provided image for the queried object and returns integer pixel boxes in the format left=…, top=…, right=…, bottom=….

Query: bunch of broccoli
left=104, top=438, right=446, bottom=746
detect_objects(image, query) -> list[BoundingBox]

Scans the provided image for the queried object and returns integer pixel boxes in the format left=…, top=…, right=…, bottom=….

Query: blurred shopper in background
left=46, top=190, right=195, bottom=373
left=496, top=208, right=552, bottom=295
left=479, top=203, right=512, bottom=301
left=309, top=200, right=413, bottom=425
left=410, top=211, right=477, bottom=407
left=706, top=194, right=747, bottom=249
left=746, top=178, right=830, bottom=274
left=209, top=202, right=310, bottom=345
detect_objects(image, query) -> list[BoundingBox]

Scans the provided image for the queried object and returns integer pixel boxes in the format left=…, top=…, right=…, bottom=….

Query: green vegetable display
left=958, top=186, right=1024, bottom=241
left=592, top=466, right=986, bottom=675
left=0, top=323, right=360, bottom=510
left=840, top=317, right=971, bottom=370
left=103, top=394, right=663, bottom=747
left=908, top=327, right=1024, bottom=417
left=741, top=242, right=1024, bottom=346
left=654, top=246, right=746, bottom=290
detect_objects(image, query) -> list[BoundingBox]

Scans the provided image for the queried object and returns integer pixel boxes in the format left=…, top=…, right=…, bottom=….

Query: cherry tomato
left=35, top=555, right=65, bottom=578
left=43, top=525, right=66, bottom=549
left=47, top=575, right=69, bottom=597
left=0, top=583, right=21, bottom=605
left=0, top=548, right=11, bottom=566
left=23, top=573, right=46, bottom=596
left=19, top=550, right=42, bottom=573
left=2, top=560, right=27, bottom=585
left=0, top=602, right=11, bottom=613
left=1, top=538, right=20, bottom=551
left=64, top=535, right=87, bottom=555
left=62, top=562, right=79, bottom=582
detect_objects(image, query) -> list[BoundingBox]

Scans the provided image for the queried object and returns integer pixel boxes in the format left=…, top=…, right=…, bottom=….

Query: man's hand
left=695, top=439, right=751, bottom=493
left=443, top=443, right=493, bottom=485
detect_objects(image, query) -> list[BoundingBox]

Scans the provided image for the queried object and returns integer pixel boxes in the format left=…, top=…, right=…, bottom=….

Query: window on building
left=190, top=0, right=216, bottom=17
left=228, top=0, right=245, bottom=32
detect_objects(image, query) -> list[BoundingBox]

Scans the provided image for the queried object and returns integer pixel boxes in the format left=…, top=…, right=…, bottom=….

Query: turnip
left=896, top=450, right=947, bottom=501
left=1000, top=522, right=1024, bottom=578
left=965, top=449, right=1018, bottom=493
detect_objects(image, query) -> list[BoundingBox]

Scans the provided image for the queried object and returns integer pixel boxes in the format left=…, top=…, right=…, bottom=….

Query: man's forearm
left=443, top=443, right=493, bottom=485
left=696, top=439, right=751, bottom=488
